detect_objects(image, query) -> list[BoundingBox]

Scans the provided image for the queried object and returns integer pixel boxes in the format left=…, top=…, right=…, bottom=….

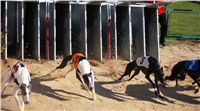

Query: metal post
left=100, top=5, right=103, bottom=61
left=69, top=3, right=72, bottom=55
left=38, top=3, right=40, bottom=60
left=21, top=2, right=24, bottom=60
left=53, top=2, right=56, bottom=60
left=114, top=4, right=117, bottom=60
left=84, top=4, right=87, bottom=58
left=156, top=8, right=160, bottom=62
left=5, top=1, right=8, bottom=59
left=128, top=6, right=132, bottom=61
left=142, top=8, right=146, bottom=57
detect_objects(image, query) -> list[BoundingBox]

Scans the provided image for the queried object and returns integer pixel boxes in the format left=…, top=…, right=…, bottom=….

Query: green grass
left=167, top=1, right=200, bottom=10
left=165, top=37, right=187, bottom=44
left=168, top=12, right=200, bottom=36
left=166, top=1, right=200, bottom=37
left=166, top=37, right=179, bottom=44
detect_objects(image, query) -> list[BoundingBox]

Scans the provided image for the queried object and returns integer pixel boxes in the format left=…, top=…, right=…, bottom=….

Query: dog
left=118, top=56, right=165, bottom=99
left=1, top=62, right=31, bottom=111
left=56, top=53, right=96, bottom=100
left=165, top=60, right=200, bottom=93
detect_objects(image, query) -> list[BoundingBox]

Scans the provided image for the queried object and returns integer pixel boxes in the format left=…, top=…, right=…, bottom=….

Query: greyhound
left=165, top=60, right=200, bottom=93
left=119, top=56, right=165, bottom=99
left=1, top=62, right=31, bottom=111
left=56, top=53, right=96, bottom=100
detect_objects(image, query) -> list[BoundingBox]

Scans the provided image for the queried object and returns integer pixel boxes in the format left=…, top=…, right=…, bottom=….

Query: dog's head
left=20, top=83, right=31, bottom=104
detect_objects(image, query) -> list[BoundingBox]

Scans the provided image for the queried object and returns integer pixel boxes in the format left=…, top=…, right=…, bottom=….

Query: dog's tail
left=46, top=69, right=57, bottom=77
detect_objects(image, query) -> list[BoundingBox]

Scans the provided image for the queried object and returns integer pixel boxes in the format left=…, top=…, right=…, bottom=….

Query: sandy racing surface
left=1, top=41, right=200, bottom=111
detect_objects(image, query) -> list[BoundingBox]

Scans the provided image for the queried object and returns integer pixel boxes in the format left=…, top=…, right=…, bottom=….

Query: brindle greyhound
left=119, top=56, right=165, bottom=99
left=165, top=60, right=200, bottom=93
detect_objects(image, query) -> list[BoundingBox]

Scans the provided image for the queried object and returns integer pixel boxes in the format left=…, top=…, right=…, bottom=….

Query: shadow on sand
left=125, top=83, right=167, bottom=105
left=1, top=108, right=12, bottom=111
left=95, top=80, right=131, bottom=102
left=125, top=83, right=200, bottom=105
left=162, top=85, right=200, bottom=104
left=31, top=75, right=91, bottom=101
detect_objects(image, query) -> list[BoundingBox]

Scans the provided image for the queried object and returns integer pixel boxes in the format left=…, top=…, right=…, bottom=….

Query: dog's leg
left=192, top=81, right=196, bottom=85
left=87, top=72, right=96, bottom=100
left=90, top=72, right=96, bottom=100
left=118, top=74, right=126, bottom=81
left=119, top=70, right=133, bottom=81
left=13, top=84, right=24, bottom=111
left=87, top=71, right=95, bottom=91
left=175, top=77, right=179, bottom=87
left=76, top=71, right=84, bottom=84
left=64, top=64, right=74, bottom=78
left=129, top=69, right=140, bottom=81
left=1, top=71, right=12, bottom=96
left=192, top=78, right=200, bottom=85
left=118, top=62, right=135, bottom=81
left=145, top=73, right=155, bottom=88
left=76, top=71, right=89, bottom=92
left=145, top=73, right=163, bottom=97
left=155, top=78, right=164, bottom=100
left=188, top=75, right=200, bottom=93
left=154, top=79, right=159, bottom=94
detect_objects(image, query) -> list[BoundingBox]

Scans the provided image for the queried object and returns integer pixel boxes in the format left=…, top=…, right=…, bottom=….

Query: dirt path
left=1, top=41, right=200, bottom=111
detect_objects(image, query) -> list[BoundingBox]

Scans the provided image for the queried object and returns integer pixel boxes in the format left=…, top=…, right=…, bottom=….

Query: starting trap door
left=145, top=7, right=159, bottom=61
left=4, top=2, right=23, bottom=59
left=87, top=4, right=101, bottom=60
left=130, top=5, right=146, bottom=59
left=71, top=3, right=87, bottom=56
left=56, top=3, right=70, bottom=56
left=101, top=4, right=117, bottom=60
left=116, top=6, right=131, bottom=61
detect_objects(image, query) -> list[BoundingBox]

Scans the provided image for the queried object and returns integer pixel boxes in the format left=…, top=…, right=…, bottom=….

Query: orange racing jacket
left=71, top=53, right=85, bottom=70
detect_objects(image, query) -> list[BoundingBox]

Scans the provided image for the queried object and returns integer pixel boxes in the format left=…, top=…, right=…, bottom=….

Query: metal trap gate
left=1, top=1, right=160, bottom=61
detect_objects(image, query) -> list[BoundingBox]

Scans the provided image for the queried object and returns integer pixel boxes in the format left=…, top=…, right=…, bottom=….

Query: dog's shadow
left=1, top=94, right=12, bottom=99
left=95, top=80, right=131, bottom=102
left=125, top=83, right=200, bottom=105
left=1, top=107, right=12, bottom=111
left=31, top=75, right=91, bottom=101
left=125, top=83, right=167, bottom=105
left=161, top=85, right=200, bottom=104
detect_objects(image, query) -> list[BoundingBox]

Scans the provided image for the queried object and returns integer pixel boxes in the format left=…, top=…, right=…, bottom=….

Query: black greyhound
left=119, top=56, right=165, bottom=99
left=165, top=60, right=200, bottom=93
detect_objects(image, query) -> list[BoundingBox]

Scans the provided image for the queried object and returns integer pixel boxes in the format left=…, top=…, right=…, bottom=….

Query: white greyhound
left=1, top=62, right=31, bottom=111
left=56, top=53, right=96, bottom=100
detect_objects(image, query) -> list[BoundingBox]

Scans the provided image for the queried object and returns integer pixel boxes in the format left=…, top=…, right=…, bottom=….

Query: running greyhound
left=56, top=53, right=96, bottom=100
left=1, top=62, right=31, bottom=111
left=119, top=56, right=165, bottom=99
left=165, top=60, right=200, bottom=93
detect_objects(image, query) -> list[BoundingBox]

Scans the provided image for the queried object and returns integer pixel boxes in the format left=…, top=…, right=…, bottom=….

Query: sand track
left=1, top=41, right=200, bottom=111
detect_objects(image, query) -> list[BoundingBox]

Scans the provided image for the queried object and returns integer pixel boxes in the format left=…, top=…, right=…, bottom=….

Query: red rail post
left=107, top=19, right=111, bottom=59
left=45, top=17, right=49, bottom=60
